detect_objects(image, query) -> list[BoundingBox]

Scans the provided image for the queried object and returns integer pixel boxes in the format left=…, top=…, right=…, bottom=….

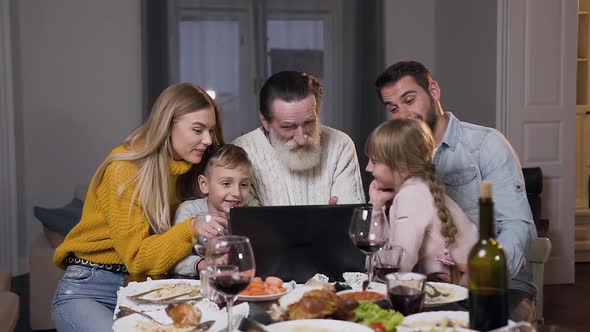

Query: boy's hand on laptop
left=194, top=214, right=228, bottom=238
left=328, top=196, right=339, bottom=205
left=368, top=180, right=396, bottom=210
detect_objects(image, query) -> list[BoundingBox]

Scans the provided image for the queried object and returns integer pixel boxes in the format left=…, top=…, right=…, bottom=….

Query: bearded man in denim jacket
left=373, top=60, right=537, bottom=323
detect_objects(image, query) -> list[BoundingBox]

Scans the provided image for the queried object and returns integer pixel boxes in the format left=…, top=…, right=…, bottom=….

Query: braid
left=424, top=165, right=457, bottom=247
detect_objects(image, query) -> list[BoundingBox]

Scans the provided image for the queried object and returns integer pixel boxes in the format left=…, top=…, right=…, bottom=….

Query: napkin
left=342, top=272, right=368, bottom=291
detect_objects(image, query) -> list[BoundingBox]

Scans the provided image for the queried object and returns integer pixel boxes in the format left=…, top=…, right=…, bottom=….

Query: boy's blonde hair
left=203, top=144, right=252, bottom=177
left=365, top=118, right=458, bottom=247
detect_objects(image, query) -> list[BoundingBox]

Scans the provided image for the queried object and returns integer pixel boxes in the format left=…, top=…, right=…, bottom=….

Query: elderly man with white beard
left=233, top=71, right=365, bottom=206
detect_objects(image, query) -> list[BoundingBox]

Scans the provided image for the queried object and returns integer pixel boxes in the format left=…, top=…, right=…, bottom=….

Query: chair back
left=527, top=237, right=552, bottom=323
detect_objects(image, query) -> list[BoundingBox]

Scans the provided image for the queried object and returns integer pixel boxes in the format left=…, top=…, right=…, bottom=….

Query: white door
left=497, top=0, right=577, bottom=284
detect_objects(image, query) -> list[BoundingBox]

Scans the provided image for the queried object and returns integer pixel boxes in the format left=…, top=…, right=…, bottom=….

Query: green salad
left=354, top=302, right=404, bottom=332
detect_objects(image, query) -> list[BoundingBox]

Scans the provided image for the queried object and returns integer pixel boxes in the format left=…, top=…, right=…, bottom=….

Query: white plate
left=238, top=281, right=295, bottom=302
left=266, top=319, right=374, bottom=332
left=130, top=281, right=202, bottom=304
left=114, top=278, right=249, bottom=331
left=397, top=311, right=475, bottom=332
left=424, top=282, right=468, bottom=307
left=364, top=281, right=467, bottom=307
left=399, top=311, right=518, bottom=332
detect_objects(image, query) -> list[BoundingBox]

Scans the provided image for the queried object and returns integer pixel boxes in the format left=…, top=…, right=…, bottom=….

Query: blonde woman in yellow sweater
left=51, top=83, right=224, bottom=332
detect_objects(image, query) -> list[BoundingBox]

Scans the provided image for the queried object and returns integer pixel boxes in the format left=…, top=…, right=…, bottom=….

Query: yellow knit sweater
left=54, top=146, right=195, bottom=275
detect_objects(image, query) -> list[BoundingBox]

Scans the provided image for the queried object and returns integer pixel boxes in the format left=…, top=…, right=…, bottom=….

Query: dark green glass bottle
left=468, top=181, right=508, bottom=331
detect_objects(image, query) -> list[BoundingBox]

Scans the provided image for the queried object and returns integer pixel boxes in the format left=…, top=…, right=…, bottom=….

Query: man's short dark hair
left=375, top=61, right=433, bottom=102
left=259, top=71, right=323, bottom=122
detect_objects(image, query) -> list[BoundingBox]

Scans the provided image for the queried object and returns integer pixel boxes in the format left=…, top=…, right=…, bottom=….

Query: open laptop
left=228, top=204, right=370, bottom=283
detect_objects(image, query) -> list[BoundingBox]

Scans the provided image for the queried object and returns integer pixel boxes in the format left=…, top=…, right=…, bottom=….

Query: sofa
left=0, top=268, right=19, bottom=332
left=29, top=184, right=87, bottom=330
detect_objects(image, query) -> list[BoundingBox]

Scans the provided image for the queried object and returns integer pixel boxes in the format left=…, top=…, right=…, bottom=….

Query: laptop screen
left=228, top=204, right=370, bottom=283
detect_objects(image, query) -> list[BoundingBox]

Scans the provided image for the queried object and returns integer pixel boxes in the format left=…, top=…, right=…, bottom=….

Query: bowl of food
left=336, top=289, right=386, bottom=302
left=238, top=276, right=294, bottom=302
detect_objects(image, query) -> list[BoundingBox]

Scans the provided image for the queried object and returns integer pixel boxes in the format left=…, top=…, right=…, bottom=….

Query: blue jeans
left=52, top=265, right=126, bottom=332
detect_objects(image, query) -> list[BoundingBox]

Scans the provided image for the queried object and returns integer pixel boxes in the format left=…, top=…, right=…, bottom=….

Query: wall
left=383, top=0, right=437, bottom=77
left=13, top=0, right=143, bottom=273
left=435, top=0, right=497, bottom=128
left=383, top=0, right=497, bottom=128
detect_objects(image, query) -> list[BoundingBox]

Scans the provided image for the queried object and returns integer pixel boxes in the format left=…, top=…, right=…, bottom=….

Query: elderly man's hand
left=368, top=180, right=395, bottom=210
left=328, top=196, right=339, bottom=205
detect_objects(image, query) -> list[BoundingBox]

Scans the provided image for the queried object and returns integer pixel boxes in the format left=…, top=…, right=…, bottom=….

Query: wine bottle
left=468, top=181, right=508, bottom=331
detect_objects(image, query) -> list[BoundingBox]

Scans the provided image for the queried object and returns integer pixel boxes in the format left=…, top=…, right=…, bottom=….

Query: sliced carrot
left=265, top=276, right=283, bottom=287
left=241, top=276, right=286, bottom=296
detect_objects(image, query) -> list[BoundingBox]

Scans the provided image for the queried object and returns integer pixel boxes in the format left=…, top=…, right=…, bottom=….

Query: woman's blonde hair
left=365, top=118, right=457, bottom=247
left=93, top=82, right=224, bottom=233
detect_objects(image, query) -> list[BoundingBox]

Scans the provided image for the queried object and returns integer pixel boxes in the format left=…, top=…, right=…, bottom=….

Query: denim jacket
left=434, top=112, right=537, bottom=298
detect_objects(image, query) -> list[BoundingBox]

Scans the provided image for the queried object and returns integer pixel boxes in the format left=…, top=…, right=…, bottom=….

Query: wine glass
left=386, top=272, right=426, bottom=315
left=206, top=235, right=255, bottom=331
left=194, top=212, right=228, bottom=257
left=348, top=206, right=390, bottom=290
left=373, top=245, right=403, bottom=283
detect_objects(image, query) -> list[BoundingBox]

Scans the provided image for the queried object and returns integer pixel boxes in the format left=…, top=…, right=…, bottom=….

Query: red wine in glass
left=374, top=264, right=400, bottom=281
left=348, top=207, right=389, bottom=289
left=207, top=235, right=255, bottom=331
left=211, top=271, right=251, bottom=295
left=388, top=285, right=425, bottom=315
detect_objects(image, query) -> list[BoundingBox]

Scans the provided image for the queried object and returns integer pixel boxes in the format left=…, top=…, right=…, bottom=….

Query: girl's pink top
left=388, top=177, right=479, bottom=278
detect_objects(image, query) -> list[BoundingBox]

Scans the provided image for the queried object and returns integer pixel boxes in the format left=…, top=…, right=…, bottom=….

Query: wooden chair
left=527, top=237, right=552, bottom=324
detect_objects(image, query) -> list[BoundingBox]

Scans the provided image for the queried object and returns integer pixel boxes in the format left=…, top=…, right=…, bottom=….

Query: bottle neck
left=479, top=197, right=495, bottom=239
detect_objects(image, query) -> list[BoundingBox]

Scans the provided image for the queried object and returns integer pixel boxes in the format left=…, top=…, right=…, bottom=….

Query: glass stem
left=367, top=253, right=374, bottom=285
left=226, top=295, right=235, bottom=332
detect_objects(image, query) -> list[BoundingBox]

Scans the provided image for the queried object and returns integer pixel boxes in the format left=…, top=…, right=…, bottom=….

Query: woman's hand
left=368, top=180, right=396, bottom=210
left=191, top=213, right=228, bottom=239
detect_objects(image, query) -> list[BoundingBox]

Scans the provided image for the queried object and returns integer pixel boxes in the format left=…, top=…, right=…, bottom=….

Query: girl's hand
left=368, top=180, right=396, bottom=210
left=430, top=263, right=469, bottom=287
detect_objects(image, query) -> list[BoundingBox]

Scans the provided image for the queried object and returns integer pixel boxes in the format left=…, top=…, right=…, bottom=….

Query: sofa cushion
left=34, top=198, right=84, bottom=237
left=0, top=291, right=19, bottom=332
left=42, top=227, right=66, bottom=249
left=0, top=269, right=10, bottom=292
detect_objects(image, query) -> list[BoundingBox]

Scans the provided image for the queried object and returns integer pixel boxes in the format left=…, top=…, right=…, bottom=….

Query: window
left=169, top=0, right=342, bottom=140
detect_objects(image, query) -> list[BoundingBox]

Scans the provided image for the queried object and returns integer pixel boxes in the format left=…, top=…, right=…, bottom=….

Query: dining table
left=119, top=272, right=470, bottom=330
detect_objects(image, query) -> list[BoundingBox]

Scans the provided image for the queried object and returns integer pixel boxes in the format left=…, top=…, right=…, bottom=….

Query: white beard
left=269, top=126, right=322, bottom=171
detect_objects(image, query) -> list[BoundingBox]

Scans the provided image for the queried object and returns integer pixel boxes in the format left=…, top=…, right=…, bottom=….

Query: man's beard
left=268, top=125, right=322, bottom=171
left=424, top=99, right=438, bottom=132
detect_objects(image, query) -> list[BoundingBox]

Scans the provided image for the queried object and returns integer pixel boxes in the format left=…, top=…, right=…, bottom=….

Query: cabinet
left=575, top=0, right=590, bottom=261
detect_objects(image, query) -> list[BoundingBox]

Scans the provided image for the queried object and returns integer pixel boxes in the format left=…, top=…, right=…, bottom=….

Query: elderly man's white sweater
left=233, top=126, right=365, bottom=206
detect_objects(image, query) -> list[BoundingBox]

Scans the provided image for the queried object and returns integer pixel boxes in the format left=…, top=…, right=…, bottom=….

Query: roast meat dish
left=285, top=289, right=359, bottom=321
left=165, top=303, right=202, bottom=328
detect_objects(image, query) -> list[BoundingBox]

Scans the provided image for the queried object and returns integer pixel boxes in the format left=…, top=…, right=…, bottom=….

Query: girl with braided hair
left=365, top=118, right=478, bottom=286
